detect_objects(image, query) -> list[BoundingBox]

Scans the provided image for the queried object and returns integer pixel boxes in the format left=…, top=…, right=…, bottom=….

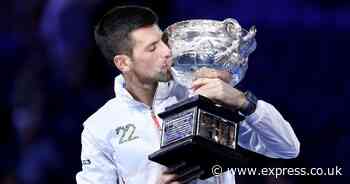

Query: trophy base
left=149, top=135, right=245, bottom=179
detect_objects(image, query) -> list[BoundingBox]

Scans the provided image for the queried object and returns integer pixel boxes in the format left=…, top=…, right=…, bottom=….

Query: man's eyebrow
left=145, top=40, right=159, bottom=48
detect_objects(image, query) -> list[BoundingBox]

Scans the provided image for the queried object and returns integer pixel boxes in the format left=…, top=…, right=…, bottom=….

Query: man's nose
left=160, top=41, right=171, bottom=58
left=159, top=41, right=173, bottom=67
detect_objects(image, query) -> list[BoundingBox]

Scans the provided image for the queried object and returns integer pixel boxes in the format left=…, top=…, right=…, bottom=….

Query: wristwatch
left=239, top=90, right=258, bottom=117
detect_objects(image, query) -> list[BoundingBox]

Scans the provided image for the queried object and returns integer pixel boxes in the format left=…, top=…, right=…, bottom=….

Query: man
left=76, top=5, right=300, bottom=184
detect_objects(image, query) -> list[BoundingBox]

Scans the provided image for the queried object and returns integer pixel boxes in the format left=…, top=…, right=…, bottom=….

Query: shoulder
left=82, top=98, right=128, bottom=141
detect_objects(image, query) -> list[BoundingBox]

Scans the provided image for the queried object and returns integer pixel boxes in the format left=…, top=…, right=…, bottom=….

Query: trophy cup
left=149, top=18, right=257, bottom=179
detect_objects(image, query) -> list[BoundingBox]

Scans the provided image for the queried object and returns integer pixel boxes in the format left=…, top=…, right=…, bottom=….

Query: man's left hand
left=192, top=68, right=247, bottom=110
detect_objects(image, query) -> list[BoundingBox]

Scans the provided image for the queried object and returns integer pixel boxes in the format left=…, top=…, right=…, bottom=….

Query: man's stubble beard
left=157, top=70, right=173, bottom=82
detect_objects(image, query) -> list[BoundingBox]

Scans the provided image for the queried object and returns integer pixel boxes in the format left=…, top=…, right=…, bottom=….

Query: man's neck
left=124, top=75, right=157, bottom=107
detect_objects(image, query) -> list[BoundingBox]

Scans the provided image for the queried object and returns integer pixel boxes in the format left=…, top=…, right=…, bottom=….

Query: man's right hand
left=158, top=172, right=180, bottom=184
left=158, top=162, right=204, bottom=184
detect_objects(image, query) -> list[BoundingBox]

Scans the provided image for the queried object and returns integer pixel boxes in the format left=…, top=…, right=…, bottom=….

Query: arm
left=238, top=100, right=300, bottom=158
left=76, top=128, right=119, bottom=184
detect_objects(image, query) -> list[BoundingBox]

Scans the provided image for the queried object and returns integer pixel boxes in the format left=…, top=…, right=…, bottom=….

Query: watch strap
left=239, top=90, right=258, bottom=117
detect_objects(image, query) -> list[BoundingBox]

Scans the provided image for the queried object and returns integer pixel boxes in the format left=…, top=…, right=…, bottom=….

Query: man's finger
left=194, top=67, right=232, bottom=83
left=191, top=78, right=217, bottom=90
left=176, top=166, right=204, bottom=183
left=180, top=170, right=205, bottom=184
left=164, top=161, right=187, bottom=174
left=194, top=67, right=219, bottom=79
left=177, top=165, right=201, bottom=178
left=191, top=78, right=206, bottom=91
left=159, top=173, right=179, bottom=184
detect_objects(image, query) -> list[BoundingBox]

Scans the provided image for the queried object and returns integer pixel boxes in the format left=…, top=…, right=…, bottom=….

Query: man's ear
left=113, top=55, right=132, bottom=73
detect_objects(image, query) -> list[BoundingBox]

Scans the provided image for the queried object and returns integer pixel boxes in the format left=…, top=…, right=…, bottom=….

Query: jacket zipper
left=150, top=110, right=161, bottom=130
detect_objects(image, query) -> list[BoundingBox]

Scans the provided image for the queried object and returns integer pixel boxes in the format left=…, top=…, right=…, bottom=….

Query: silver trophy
left=149, top=18, right=257, bottom=179
left=168, top=18, right=257, bottom=89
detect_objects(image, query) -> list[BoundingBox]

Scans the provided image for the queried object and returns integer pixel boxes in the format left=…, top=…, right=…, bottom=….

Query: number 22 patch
left=115, top=124, right=139, bottom=144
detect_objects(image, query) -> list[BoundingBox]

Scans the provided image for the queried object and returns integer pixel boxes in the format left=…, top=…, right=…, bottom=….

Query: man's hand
left=158, top=162, right=204, bottom=184
left=193, top=67, right=232, bottom=83
left=158, top=172, right=180, bottom=184
left=192, top=67, right=247, bottom=110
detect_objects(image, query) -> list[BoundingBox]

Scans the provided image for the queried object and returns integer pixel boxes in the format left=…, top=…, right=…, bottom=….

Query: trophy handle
left=222, top=18, right=257, bottom=41
left=243, top=26, right=257, bottom=42
left=223, top=18, right=242, bottom=36
left=212, top=19, right=257, bottom=86
left=218, top=18, right=257, bottom=62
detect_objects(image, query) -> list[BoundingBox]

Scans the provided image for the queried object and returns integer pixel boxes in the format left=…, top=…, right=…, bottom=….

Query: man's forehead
left=131, top=25, right=162, bottom=45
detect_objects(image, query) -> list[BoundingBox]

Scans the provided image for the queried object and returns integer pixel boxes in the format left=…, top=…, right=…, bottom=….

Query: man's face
left=128, top=24, right=172, bottom=83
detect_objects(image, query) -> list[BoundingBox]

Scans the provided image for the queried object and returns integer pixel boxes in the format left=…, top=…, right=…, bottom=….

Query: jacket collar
left=114, top=75, right=173, bottom=109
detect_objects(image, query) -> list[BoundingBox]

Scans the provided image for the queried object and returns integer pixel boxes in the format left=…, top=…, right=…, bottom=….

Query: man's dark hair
left=94, top=5, right=158, bottom=63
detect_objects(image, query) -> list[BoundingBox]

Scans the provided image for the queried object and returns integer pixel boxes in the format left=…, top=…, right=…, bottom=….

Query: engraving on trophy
left=161, top=108, right=197, bottom=147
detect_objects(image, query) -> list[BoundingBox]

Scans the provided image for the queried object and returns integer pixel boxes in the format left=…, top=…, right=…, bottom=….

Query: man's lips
left=162, top=61, right=172, bottom=70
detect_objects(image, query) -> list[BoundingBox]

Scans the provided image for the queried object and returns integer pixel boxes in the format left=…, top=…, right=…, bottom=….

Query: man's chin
left=157, top=72, right=173, bottom=82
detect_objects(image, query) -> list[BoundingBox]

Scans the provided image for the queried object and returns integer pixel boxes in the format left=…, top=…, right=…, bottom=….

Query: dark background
left=1, top=0, right=348, bottom=183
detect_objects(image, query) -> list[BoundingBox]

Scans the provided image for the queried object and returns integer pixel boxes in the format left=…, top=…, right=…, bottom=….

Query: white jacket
left=76, top=75, right=300, bottom=184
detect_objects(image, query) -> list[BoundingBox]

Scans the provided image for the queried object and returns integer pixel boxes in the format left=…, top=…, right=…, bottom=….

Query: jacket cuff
left=244, top=100, right=264, bottom=124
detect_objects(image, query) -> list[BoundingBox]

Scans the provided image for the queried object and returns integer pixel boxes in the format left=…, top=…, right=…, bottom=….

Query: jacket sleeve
left=76, top=128, right=119, bottom=184
left=238, top=100, right=300, bottom=159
